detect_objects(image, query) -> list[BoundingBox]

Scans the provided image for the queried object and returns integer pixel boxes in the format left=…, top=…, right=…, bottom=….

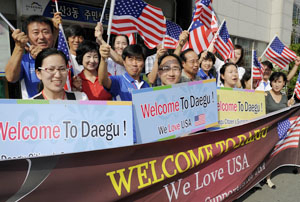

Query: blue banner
left=132, top=80, right=218, bottom=143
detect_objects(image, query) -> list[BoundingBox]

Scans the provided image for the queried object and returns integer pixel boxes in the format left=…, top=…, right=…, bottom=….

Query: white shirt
left=255, top=80, right=272, bottom=91
left=107, top=58, right=126, bottom=76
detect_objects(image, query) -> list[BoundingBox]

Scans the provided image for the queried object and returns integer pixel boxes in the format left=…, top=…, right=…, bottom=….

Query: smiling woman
left=32, top=48, right=88, bottom=100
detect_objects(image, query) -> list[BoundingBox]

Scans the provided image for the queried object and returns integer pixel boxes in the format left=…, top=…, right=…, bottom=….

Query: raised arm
left=174, top=30, right=189, bottom=56
left=52, top=12, right=62, bottom=47
left=147, top=47, right=168, bottom=84
left=98, top=43, right=112, bottom=89
left=287, top=56, right=300, bottom=81
left=94, top=22, right=124, bottom=66
left=5, top=29, right=29, bottom=83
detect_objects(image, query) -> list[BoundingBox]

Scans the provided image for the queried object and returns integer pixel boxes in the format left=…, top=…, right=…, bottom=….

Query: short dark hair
left=23, top=15, right=54, bottom=35
left=220, top=62, right=237, bottom=84
left=234, top=44, right=244, bottom=66
left=76, top=40, right=100, bottom=65
left=180, top=48, right=194, bottom=62
left=269, top=72, right=287, bottom=87
left=35, top=48, right=68, bottom=71
left=122, top=44, right=145, bottom=61
left=261, top=60, right=273, bottom=71
left=65, top=24, right=85, bottom=39
left=199, top=51, right=216, bottom=65
left=240, top=69, right=251, bottom=89
left=158, top=53, right=183, bottom=70
left=111, top=35, right=129, bottom=49
left=35, top=48, right=68, bottom=92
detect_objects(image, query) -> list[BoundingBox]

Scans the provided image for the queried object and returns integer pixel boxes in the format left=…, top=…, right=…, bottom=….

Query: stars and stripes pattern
left=111, top=0, right=166, bottom=49
left=57, top=25, right=73, bottom=91
left=163, top=20, right=182, bottom=49
left=182, top=12, right=218, bottom=54
left=252, top=50, right=264, bottom=80
left=214, top=21, right=234, bottom=60
left=264, top=36, right=297, bottom=69
left=294, top=71, right=300, bottom=100
left=192, top=0, right=213, bottom=30
left=271, top=116, right=300, bottom=157
left=194, top=114, right=206, bottom=126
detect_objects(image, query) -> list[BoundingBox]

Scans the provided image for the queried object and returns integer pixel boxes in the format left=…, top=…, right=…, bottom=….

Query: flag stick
left=260, top=34, right=277, bottom=58
left=207, top=19, right=225, bottom=51
left=100, top=0, right=109, bottom=23
left=251, top=49, right=254, bottom=90
left=107, top=0, right=116, bottom=44
left=187, top=21, right=193, bottom=32
left=0, top=12, right=30, bottom=47
left=54, top=0, right=59, bottom=13
left=162, top=35, right=165, bottom=49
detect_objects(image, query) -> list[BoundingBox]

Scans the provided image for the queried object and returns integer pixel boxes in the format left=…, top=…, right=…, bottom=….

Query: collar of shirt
left=198, top=68, right=214, bottom=80
left=123, top=72, right=144, bottom=89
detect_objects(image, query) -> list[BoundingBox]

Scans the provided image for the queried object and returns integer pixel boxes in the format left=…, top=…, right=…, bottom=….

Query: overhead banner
left=0, top=99, right=133, bottom=161
left=132, top=80, right=218, bottom=143
left=20, top=0, right=110, bottom=25
left=0, top=104, right=299, bottom=202
left=217, top=88, right=266, bottom=128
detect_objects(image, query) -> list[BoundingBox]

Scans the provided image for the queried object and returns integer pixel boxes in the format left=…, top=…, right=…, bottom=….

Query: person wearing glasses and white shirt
left=32, top=48, right=88, bottom=100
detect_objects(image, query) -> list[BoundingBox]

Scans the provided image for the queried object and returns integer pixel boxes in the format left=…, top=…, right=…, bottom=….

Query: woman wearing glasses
left=32, top=48, right=88, bottom=100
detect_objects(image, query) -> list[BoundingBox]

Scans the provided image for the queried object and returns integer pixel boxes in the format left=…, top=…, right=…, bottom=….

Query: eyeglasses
left=38, top=67, right=69, bottom=74
left=159, top=66, right=181, bottom=73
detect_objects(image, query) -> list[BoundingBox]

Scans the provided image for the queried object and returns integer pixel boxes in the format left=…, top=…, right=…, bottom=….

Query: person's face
left=233, top=48, right=242, bottom=64
left=114, top=36, right=128, bottom=55
left=68, top=35, right=84, bottom=54
left=158, top=56, right=182, bottom=85
left=36, top=54, right=68, bottom=93
left=27, top=22, right=54, bottom=49
left=82, top=51, right=99, bottom=71
left=182, top=51, right=199, bottom=76
left=201, top=58, right=213, bottom=74
left=124, top=55, right=144, bottom=79
left=271, top=76, right=285, bottom=93
left=221, top=65, right=238, bottom=88
left=263, top=66, right=272, bottom=80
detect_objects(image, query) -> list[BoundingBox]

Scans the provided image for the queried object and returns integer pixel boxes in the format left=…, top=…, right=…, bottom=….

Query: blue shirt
left=197, top=68, right=215, bottom=80
left=19, top=53, right=40, bottom=98
left=109, top=72, right=150, bottom=101
left=107, top=72, right=150, bottom=143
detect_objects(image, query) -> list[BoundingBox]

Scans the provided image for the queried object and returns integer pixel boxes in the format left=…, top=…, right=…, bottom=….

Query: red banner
left=1, top=105, right=300, bottom=202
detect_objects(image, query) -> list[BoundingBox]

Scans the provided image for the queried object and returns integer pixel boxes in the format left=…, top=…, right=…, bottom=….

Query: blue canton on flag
left=270, top=37, right=285, bottom=55
left=277, top=119, right=290, bottom=140
left=190, top=20, right=203, bottom=32
left=201, top=0, right=211, bottom=7
left=57, top=28, right=70, bottom=60
left=166, top=20, right=182, bottom=40
left=114, top=0, right=146, bottom=18
left=219, top=22, right=230, bottom=43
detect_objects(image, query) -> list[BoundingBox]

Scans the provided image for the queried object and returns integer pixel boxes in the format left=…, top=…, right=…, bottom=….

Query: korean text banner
left=217, top=88, right=266, bottom=128
left=132, top=80, right=218, bottom=143
left=0, top=99, right=133, bottom=161
left=0, top=104, right=299, bottom=202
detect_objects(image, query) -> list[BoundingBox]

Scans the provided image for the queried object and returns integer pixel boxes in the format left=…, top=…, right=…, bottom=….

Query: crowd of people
left=3, top=12, right=300, bottom=188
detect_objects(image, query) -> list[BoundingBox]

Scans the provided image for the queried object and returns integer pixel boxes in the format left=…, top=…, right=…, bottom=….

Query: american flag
left=252, top=50, right=264, bottom=80
left=163, top=20, right=182, bottom=49
left=294, top=71, right=300, bottom=99
left=57, top=25, right=73, bottom=91
left=264, top=36, right=297, bottom=69
left=214, top=20, right=235, bottom=61
left=271, top=116, right=300, bottom=157
left=126, top=33, right=136, bottom=45
left=111, top=0, right=166, bottom=49
left=192, top=0, right=213, bottom=30
left=194, top=114, right=206, bottom=126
